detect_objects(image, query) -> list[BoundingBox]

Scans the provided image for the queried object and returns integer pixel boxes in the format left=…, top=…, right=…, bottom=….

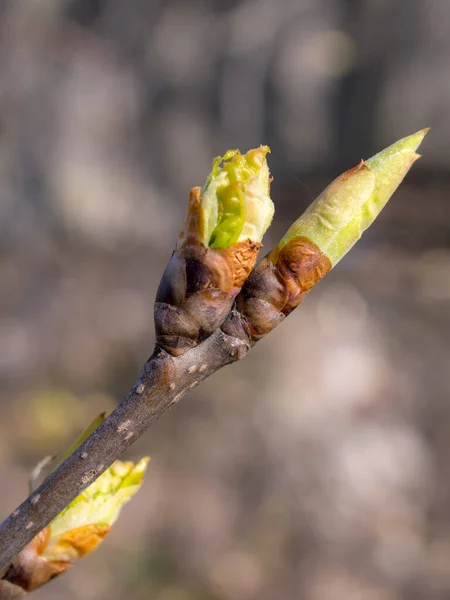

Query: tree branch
left=0, top=318, right=250, bottom=572
left=0, top=130, right=427, bottom=589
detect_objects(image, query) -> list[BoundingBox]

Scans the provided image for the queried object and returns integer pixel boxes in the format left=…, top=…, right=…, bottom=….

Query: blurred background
left=0, top=0, right=449, bottom=598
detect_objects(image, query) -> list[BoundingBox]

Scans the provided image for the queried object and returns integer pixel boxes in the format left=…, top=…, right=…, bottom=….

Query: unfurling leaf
left=278, top=129, right=428, bottom=265
left=4, top=458, right=149, bottom=592
left=183, top=146, right=274, bottom=248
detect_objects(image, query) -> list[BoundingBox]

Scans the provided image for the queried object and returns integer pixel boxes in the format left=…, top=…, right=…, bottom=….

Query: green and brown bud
left=155, top=146, right=274, bottom=356
left=278, top=129, right=428, bottom=265
left=235, top=130, right=428, bottom=342
left=3, top=458, right=149, bottom=593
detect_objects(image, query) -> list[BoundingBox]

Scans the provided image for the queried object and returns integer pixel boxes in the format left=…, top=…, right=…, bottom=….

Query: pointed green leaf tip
left=200, top=146, right=274, bottom=248
left=278, top=129, right=429, bottom=265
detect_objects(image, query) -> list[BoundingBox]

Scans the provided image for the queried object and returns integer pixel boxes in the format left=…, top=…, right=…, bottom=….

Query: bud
left=4, top=458, right=149, bottom=592
left=235, top=130, right=428, bottom=341
left=155, top=146, right=274, bottom=356
left=278, top=129, right=428, bottom=265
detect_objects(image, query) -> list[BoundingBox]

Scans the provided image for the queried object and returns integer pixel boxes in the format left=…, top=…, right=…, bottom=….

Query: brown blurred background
left=1, top=1, right=450, bottom=599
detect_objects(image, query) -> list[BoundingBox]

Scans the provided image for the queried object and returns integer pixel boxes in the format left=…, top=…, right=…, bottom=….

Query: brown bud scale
left=3, top=527, right=63, bottom=592
left=155, top=233, right=261, bottom=356
left=2, top=523, right=110, bottom=593
left=236, top=236, right=331, bottom=341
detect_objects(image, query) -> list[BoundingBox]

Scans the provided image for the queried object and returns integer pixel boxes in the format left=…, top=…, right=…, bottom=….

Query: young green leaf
left=278, top=129, right=428, bottom=265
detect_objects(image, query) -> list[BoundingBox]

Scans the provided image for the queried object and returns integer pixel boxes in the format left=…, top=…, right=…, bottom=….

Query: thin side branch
left=0, top=318, right=250, bottom=572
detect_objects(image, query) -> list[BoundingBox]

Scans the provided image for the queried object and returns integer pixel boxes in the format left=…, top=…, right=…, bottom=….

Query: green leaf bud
left=182, top=146, right=274, bottom=248
left=278, top=129, right=428, bottom=265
